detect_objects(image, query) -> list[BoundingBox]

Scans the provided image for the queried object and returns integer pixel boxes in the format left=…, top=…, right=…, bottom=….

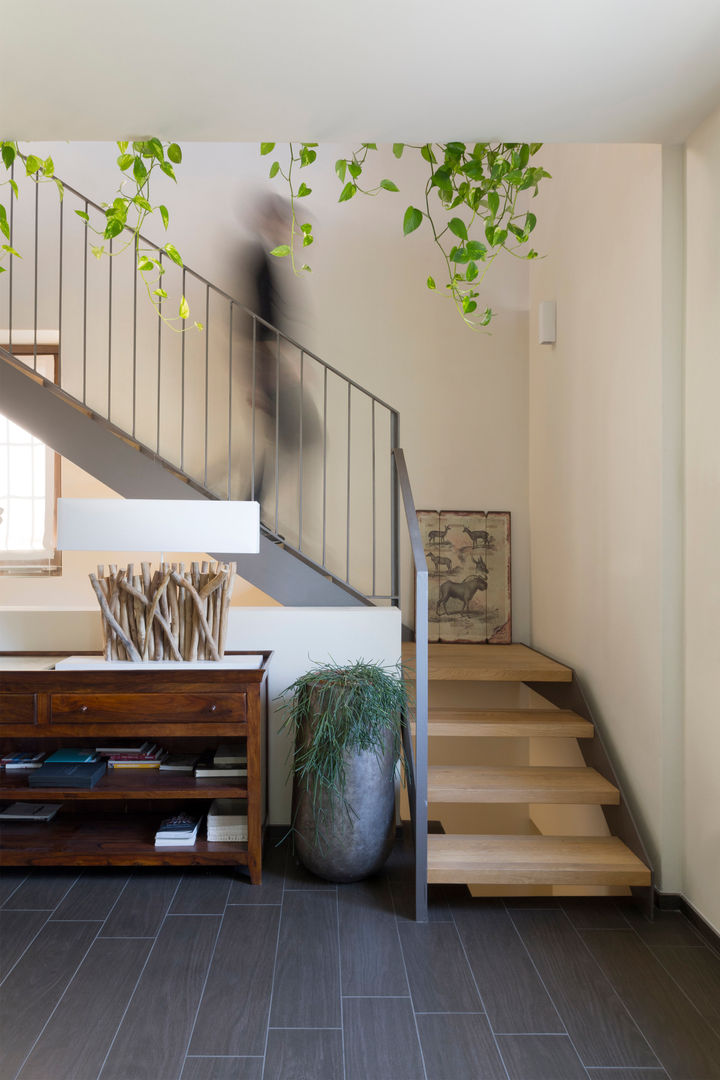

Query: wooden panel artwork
left=418, top=510, right=511, bottom=643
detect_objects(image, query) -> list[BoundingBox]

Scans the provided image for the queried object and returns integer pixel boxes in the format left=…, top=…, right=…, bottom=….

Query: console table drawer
left=0, top=693, right=37, bottom=726
left=49, top=692, right=247, bottom=725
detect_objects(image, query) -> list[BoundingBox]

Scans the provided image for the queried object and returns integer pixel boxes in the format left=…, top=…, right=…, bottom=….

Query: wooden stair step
left=427, top=833, right=651, bottom=886
left=428, top=765, right=619, bottom=804
left=415, top=707, right=593, bottom=738
left=402, top=643, right=572, bottom=683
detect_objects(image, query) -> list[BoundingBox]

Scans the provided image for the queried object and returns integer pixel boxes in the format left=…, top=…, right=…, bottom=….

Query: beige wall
left=527, top=144, right=671, bottom=882
left=684, top=103, right=720, bottom=933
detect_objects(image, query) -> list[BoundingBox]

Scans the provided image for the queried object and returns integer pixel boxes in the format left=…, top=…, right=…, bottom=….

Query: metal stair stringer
left=0, top=349, right=366, bottom=607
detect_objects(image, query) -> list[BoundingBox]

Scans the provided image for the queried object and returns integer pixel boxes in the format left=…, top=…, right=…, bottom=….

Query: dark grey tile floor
left=1, top=831, right=720, bottom=1080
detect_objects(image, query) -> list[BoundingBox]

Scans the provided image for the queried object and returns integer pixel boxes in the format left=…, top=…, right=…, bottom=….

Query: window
left=0, top=348, right=61, bottom=575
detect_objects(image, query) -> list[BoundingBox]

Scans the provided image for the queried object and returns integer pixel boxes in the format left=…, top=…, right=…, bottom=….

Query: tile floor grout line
left=0, top=874, right=29, bottom=908
left=0, top=909, right=54, bottom=988
left=11, top=911, right=108, bottom=1080
left=448, top=903, right=512, bottom=1080
left=260, top=843, right=288, bottom=1080
left=336, top=884, right=347, bottom=1080
left=388, top=871, right=429, bottom=1080
left=178, top=873, right=233, bottom=1078
left=93, top=874, right=184, bottom=1080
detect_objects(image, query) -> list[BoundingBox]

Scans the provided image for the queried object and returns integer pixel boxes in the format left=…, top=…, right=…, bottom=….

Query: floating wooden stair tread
left=415, top=707, right=593, bottom=738
left=402, top=643, right=572, bottom=682
left=427, top=834, right=651, bottom=886
left=428, top=765, right=619, bottom=804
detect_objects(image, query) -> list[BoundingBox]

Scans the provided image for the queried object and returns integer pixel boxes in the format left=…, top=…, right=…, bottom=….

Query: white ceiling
left=3, top=0, right=720, bottom=143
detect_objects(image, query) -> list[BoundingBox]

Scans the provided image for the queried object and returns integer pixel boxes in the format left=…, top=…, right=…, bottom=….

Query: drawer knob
left=79, top=704, right=88, bottom=713
left=208, top=703, right=217, bottom=713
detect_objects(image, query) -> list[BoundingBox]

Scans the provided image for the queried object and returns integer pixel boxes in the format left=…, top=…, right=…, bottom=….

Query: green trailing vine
left=261, top=140, right=551, bottom=328
left=0, top=139, right=200, bottom=332
left=278, top=659, right=408, bottom=844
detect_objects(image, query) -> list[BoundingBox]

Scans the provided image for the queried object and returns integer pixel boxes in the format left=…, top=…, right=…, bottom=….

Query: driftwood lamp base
left=90, top=560, right=236, bottom=662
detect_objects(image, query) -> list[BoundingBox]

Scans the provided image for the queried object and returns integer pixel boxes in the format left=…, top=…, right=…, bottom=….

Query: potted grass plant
left=279, top=659, right=407, bottom=882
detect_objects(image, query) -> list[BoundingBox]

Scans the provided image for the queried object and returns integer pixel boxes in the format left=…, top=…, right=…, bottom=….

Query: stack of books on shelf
left=206, top=799, right=248, bottom=842
left=97, top=742, right=167, bottom=769
left=1, top=752, right=46, bottom=771
left=154, top=812, right=202, bottom=847
left=0, top=802, right=60, bottom=822
left=159, top=753, right=201, bottom=773
left=194, top=743, right=247, bottom=779
left=29, top=749, right=107, bottom=789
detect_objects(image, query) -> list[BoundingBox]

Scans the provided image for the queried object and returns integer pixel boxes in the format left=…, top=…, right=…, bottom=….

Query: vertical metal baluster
left=298, top=350, right=304, bottom=551
left=322, top=366, right=328, bottom=567
left=204, top=285, right=210, bottom=489
left=156, top=252, right=163, bottom=453
left=227, top=303, right=233, bottom=500
left=8, top=162, right=13, bottom=352
left=82, top=200, right=88, bottom=405
left=57, top=190, right=63, bottom=384
left=107, top=236, right=112, bottom=420
left=372, top=399, right=376, bottom=598
left=390, top=410, right=400, bottom=604
left=274, top=333, right=280, bottom=535
left=132, top=236, right=138, bottom=438
left=33, top=176, right=39, bottom=370
left=346, top=381, right=351, bottom=583
left=180, top=268, right=186, bottom=472
left=251, top=317, right=257, bottom=501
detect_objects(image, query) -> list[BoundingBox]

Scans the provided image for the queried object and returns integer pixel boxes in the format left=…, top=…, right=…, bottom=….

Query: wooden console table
left=0, top=652, right=270, bottom=884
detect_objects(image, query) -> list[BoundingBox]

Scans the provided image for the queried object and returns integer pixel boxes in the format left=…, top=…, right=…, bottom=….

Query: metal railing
left=393, top=448, right=428, bottom=921
left=1, top=165, right=400, bottom=605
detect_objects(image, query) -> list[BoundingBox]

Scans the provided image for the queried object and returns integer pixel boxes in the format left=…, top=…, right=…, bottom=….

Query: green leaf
left=43, top=156, right=54, bottom=176
left=379, top=179, right=399, bottom=192
left=133, top=196, right=152, bottom=212
left=466, top=261, right=478, bottom=281
left=133, top=157, right=148, bottom=184
left=0, top=218, right=8, bottom=240
left=116, top=153, right=134, bottom=171
left=449, top=245, right=468, bottom=264
left=158, top=204, right=169, bottom=229
left=392, top=143, right=405, bottom=158
left=480, top=307, right=493, bottom=326
left=362, top=142, right=377, bottom=150
left=485, top=222, right=496, bottom=246
left=104, top=218, right=124, bottom=240
left=403, top=206, right=423, bottom=235
left=54, top=177, right=64, bottom=201
left=137, top=257, right=155, bottom=272
left=167, top=142, right=182, bottom=164
left=448, top=217, right=468, bottom=241
left=25, top=155, right=42, bottom=175
left=302, top=234, right=313, bottom=246
left=153, top=287, right=168, bottom=298
left=487, top=191, right=499, bottom=219
left=75, top=210, right=90, bottom=223
left=91, top=245, right=105, bottom=259
left=348, top=161, right=362, bottom=179
left=426, top=276, right=436, bottom=290
left=420, top=144, right=437, bottom=164
left=148, top=138, right=164, bottom=160
left=2, top=143, right=16, bottom=169
left=117, top=140, right=129, bottom=153
left=493, top=228, right=508, bottom=246
left=299, top=147, right=316, bottom=167
left=301, top=222, right=312, bottom=234
left=301, top=263, right=312, bottom=271
left=260, top=142, right=276, bottom=156
left=179, top=295, right=190, bottom=319
left=462, top=299, right=477, bottom=315
left=466, top=240, right=487, bottom=259
left=269, top=161, right=280, bottom=178
left=270, top=244, right=291, bottom=257
left=194, top=321, right=204, bottom=330
left=9, top=179, right=18, bottom=198
left=338, top=182, right=356, bottom=202
left=0, top=266, right=5, bottom=272
left=297, top=182, right=311, bottom=197
left=164, top=242, right=183, bottom=267
left=335, top=159, right=347, bottom=182
left=159, top=161, right=177, bottom=182
left=524, top=211, right=537, bottom=234
left=1, top=244, right=21, bottom=257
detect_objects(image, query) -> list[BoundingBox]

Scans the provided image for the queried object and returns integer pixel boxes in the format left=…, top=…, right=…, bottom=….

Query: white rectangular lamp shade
left=57, top=499, right=260, bottom=554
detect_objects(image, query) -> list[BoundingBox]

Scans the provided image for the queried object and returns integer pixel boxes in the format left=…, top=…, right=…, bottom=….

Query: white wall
left=10, top=142, right=532, bottom=637
left=527, top=144, right=672, bottom=882
left=684, top=102, right=720, bottom=933
left=0, top=605, right=401, bottom=823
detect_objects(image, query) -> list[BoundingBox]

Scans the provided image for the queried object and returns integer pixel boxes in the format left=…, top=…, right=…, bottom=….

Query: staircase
left=403, top=640, right=652, bottom=913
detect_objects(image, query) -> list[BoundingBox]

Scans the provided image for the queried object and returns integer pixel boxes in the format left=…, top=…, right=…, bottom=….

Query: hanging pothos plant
left=260, top=140, right=551, bottom=328
left=0, top=138, right=200, bottom=332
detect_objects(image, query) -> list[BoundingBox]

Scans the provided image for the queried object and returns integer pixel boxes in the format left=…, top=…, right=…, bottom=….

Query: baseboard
left=656, top=890, right=720, bottom=952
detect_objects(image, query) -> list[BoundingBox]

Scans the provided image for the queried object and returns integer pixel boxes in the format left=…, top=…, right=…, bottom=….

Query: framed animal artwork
left=417, top=510, right=511, bottom=644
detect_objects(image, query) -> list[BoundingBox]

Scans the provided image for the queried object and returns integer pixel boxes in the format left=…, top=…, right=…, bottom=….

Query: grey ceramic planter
left=293, top=726, right=397, bottom=884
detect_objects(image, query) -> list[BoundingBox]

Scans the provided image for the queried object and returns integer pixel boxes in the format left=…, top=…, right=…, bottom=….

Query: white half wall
left=0, top=605, right=401, bottom=823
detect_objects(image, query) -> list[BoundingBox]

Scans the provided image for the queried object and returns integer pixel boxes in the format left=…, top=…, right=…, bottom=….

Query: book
left=212, top=743, right=248, bottom=766
left=44, top=749, right=98, bottom=764
left=154, top=832, right=200, bottom=847
left=95, top=741, right=154, bottom=754
left=107, top=746, right=167, bottom=768
left=0, top=802, right=61, bottom=822
left=1, top=752, right=45, bottom=770
left=159, top=754, right=200, bottom=773
left=194, top=764, right=247, bottom=778
left=28, top=760, right=107, bottom=789
left=154, top=813, right=201, bottom=846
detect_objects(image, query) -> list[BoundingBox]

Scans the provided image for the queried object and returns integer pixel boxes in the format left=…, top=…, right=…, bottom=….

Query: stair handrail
left=393, top=448, right=428, bottom=921
left=2, top=163, right=401, bottom=605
